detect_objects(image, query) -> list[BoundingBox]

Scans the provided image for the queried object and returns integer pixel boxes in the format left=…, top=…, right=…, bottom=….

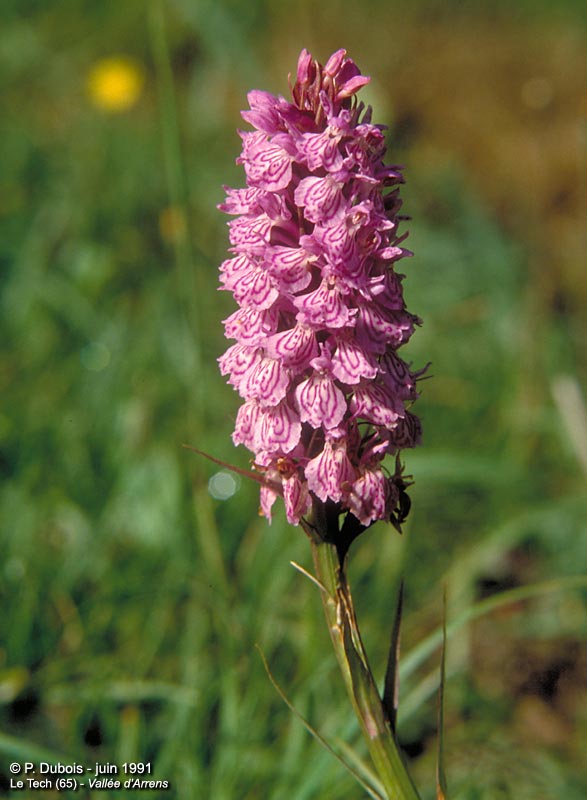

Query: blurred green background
left=1, top=1, right=587, bottom=798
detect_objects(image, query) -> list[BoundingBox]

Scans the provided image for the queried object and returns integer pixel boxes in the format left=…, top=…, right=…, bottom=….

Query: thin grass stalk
left=148, top=0, right=202, bottom=427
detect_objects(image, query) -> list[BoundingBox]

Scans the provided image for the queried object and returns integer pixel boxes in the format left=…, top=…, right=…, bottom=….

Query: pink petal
left=219, top=252, right=252, bottom=283
left=337, top=74, right=370, bottom=99
left=241, top=90, right=282, bottom=134
left=296, top=49, right=313, bottom=85
left=283, top=473, right=311, bottom=524
left=294, top=175, right=344, bottom=224
left=266, top=245, right=314, bottom=293
left=228, top=214, right=272, bottom=251
left=256, top=402, right=302, bottom=454
left=348, top=468, right=388, bottom=526
left=265, top=325, right=317, bottom=370
left=218, top=343, right=261, bottom=391
left=324, top=49, right=347, bottom=76
left=241, top=357, right=290, bottom=406
left=331, top=339, right=377, bottom=384
left=296, top=279, right=355, bottom=329
left=259, top=483, right=279, bottom=521
left=229, top=265, right=279, bottom=310
left=309, top=221, right=357, bottom=263
left=232, top=400, right=262, bottom=451
left=349, top=383, right=403, bottom=428
left=305, top=439, right=355, bottom=503
left=223, top=306, right=279, bottom=346
left=299, top=130, right=344, bottom=172
left=295, top=374, right=346, bottom=430
left=219, top=186, right=266, bottom=215
left=240, top=132, right=292, bottom=192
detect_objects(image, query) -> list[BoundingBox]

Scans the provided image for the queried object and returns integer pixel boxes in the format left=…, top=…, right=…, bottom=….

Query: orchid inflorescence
left=218, top=48, right=424, bottom=534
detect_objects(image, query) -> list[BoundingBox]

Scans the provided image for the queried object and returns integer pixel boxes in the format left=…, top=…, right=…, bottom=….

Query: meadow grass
left=1, top=2, right=586, bottom=798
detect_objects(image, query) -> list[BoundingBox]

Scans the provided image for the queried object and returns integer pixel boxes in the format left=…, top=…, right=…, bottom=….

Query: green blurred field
left=1, top=2, right=587, bottom=798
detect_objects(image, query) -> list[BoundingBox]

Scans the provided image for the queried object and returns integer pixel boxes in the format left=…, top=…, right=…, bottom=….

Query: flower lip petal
left=266, top=245, right=314, bottom=294
left=294, top=175, right=344, bottom=224
left=348, top=467, right=388, bottom=526
left=305, top=438, right=356, bottom=503
left=295, top=373, right=347, bottom=430
left=241, top=357, right=290, bottom=406
left=295, top=279, right=356, bottom=329
left=331, top=338, right=377, bottom=384
left=255, top=401, right=302, bottom=455
left=240, top=133, right=293, bottom=191
left=223, top=305, right=279, bottom=345
left=265, top=325, right=318, bottom=369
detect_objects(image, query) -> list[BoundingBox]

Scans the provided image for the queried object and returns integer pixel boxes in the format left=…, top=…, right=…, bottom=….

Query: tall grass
left=1, top=2, right=586, bottom=798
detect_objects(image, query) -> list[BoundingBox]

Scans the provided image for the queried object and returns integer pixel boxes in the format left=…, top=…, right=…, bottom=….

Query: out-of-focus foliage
left=1, top=1, right=586, bottom=798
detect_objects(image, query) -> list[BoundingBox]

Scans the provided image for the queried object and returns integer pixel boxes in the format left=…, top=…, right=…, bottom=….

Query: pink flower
left=218, top=49, right=424, bottom=528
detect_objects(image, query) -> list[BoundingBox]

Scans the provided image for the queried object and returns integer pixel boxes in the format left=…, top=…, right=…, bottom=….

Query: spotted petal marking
left=294, top=175, right=344, bottom=224
left=331, top=338, right=377, bottom=384
left=295, top=373, right=347, bottom=430
left=223, top=305, right=279, bottom=346
left=348, top=467, right=388, bottom=526
left=296, top=279, right=356, bottom=329
left=265, top=325, right=318, bottom=370
left=305, top=439, right=356, bottom=503
left=241, top=357, right=290, bottom=406
left=349, top=382, right=403, bottom=428
left=256, top=402, right=302, bottom=454
left=266, top=246, right=314, bottom=293
left=241, top=132, right=292, bottom=192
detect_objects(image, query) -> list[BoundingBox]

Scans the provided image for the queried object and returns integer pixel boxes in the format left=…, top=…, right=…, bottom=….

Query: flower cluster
left=218, top=49, right=423, bottom=528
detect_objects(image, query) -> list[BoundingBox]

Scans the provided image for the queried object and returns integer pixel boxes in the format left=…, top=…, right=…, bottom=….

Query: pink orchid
left=218, top=49, right=424, bottom=528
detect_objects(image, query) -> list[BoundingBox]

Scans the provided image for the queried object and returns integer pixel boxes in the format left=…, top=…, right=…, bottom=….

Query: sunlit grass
left=1, top=2, right=586, bottom=798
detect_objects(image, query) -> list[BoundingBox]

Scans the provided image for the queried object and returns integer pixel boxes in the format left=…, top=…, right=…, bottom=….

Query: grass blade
left=256, top=646, right=385, bottom=800
left=436, top=587, right=448, bottom=800
left=400, top=574, right=587, bottom=684
left=383, top=579, right=404, bottom=734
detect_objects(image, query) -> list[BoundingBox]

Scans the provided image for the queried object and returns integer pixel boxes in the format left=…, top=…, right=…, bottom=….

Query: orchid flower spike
left=218, top=49, right=424, bottom=532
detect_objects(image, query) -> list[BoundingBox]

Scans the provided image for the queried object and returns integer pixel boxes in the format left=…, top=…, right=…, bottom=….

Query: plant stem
left=310, top=536, right=421, bottom=800
left=148, top=0, right=203, bottom=428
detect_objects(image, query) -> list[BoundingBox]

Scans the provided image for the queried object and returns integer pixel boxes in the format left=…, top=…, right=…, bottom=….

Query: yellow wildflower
left=87, top=56, right=144, bottom=112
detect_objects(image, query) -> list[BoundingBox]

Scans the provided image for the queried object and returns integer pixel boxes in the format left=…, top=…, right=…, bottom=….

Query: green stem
left=148, top=0, right=203, bottom=428
left=310, top=536, right=421, bottom=800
